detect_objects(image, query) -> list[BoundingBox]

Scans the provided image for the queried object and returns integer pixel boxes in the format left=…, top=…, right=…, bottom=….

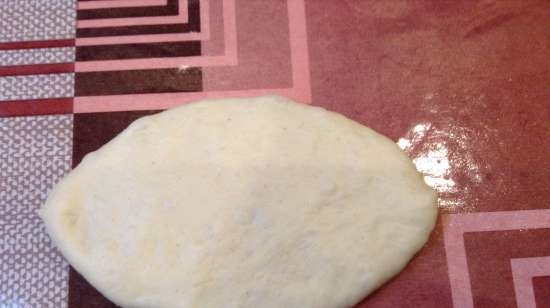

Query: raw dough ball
left=41, top=95, right=437, bottom=308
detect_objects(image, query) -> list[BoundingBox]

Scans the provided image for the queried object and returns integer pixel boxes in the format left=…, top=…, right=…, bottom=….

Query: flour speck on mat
left=40, top=95, right=437, bottom=308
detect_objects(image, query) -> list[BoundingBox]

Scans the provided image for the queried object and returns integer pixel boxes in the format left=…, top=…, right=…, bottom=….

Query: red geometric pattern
left=2, top=1, right=550, bottom=307
left=1, top=0, right=311, bottom=116
left=511, top=257, right=550, bottom=308
left=443, top=211, right=550, bottom=308
left=73, top=0, right=311, bottom=113
left=533, top=276, right=550, bottom=308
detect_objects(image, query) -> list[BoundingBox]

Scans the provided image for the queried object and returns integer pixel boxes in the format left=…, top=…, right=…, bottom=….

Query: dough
left=40, top=95, right=437, bottom=308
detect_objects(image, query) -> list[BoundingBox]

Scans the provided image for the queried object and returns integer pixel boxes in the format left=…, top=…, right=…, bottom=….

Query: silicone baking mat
left=1, top=0, right=549, bottom=307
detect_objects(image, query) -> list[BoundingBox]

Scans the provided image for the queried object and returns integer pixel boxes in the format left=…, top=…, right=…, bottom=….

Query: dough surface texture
left=41, top=95, right=437, bottom=308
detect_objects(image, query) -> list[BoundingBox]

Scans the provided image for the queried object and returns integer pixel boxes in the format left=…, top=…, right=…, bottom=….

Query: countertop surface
left=1, top=1, right=549, bottom=307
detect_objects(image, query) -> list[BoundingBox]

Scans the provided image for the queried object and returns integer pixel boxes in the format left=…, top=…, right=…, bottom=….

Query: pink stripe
left=443, top=216, right=475, bottom=308
left=444, top=210, right=550, bottom=233
left=77, top=0, right=188, bottom=28
left=76, top=32, right=206, bottom=46
left=199, top=0, right=210, bottom=40
left=286, top=0, right=312, bottom=103
left=74, top=88, right=308, bottom=113
left=220, top=0, right=237, bottom=60
left=511, top=257, right=550, bottom=308
left=443, top=210, right=550, bottom=308
left=77, top=0, right=166, bottom=10
left=75, top=0, right=234, bottom=72
left=75, top=0, right=210, bottom=46
left=75, top=55, right=235, bottom=72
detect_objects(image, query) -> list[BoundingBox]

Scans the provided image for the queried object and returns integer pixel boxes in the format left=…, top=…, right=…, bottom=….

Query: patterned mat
left=1, top=1, right=549, bottom=307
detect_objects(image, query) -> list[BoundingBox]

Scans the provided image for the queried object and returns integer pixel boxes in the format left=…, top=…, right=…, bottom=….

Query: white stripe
left=0, top=73, right=74, bottom=101
left=0, top=47, right=75, bottom=66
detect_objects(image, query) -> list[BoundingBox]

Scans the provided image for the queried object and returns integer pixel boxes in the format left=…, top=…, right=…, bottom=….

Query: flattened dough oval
left=41, top=95, right=437, bottom=308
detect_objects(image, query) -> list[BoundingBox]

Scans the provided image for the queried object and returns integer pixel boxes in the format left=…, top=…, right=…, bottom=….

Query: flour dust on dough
left=40, top=95, right=437, bottom=308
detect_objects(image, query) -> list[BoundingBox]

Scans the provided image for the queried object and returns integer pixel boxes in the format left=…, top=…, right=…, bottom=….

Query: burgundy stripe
left=464, top=229, right=550, bottom=308
left=0, top=39, right=75, bottom=50
left=75, top=68, right=202, bottom=96
left=77, top=0, right=177, bottom=19
left=0, top=63, right=75, bottom=77
left=76, top=0, right=199, bottom=37
left=68, top=268, right=119, bottom=308
left=76, top=41, right=200, bottom=61
left=72, top=110, right=160, bottom=166
left=533, top=276, right=550, bottom=308
left=0, top=98, right=73, bottom=117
